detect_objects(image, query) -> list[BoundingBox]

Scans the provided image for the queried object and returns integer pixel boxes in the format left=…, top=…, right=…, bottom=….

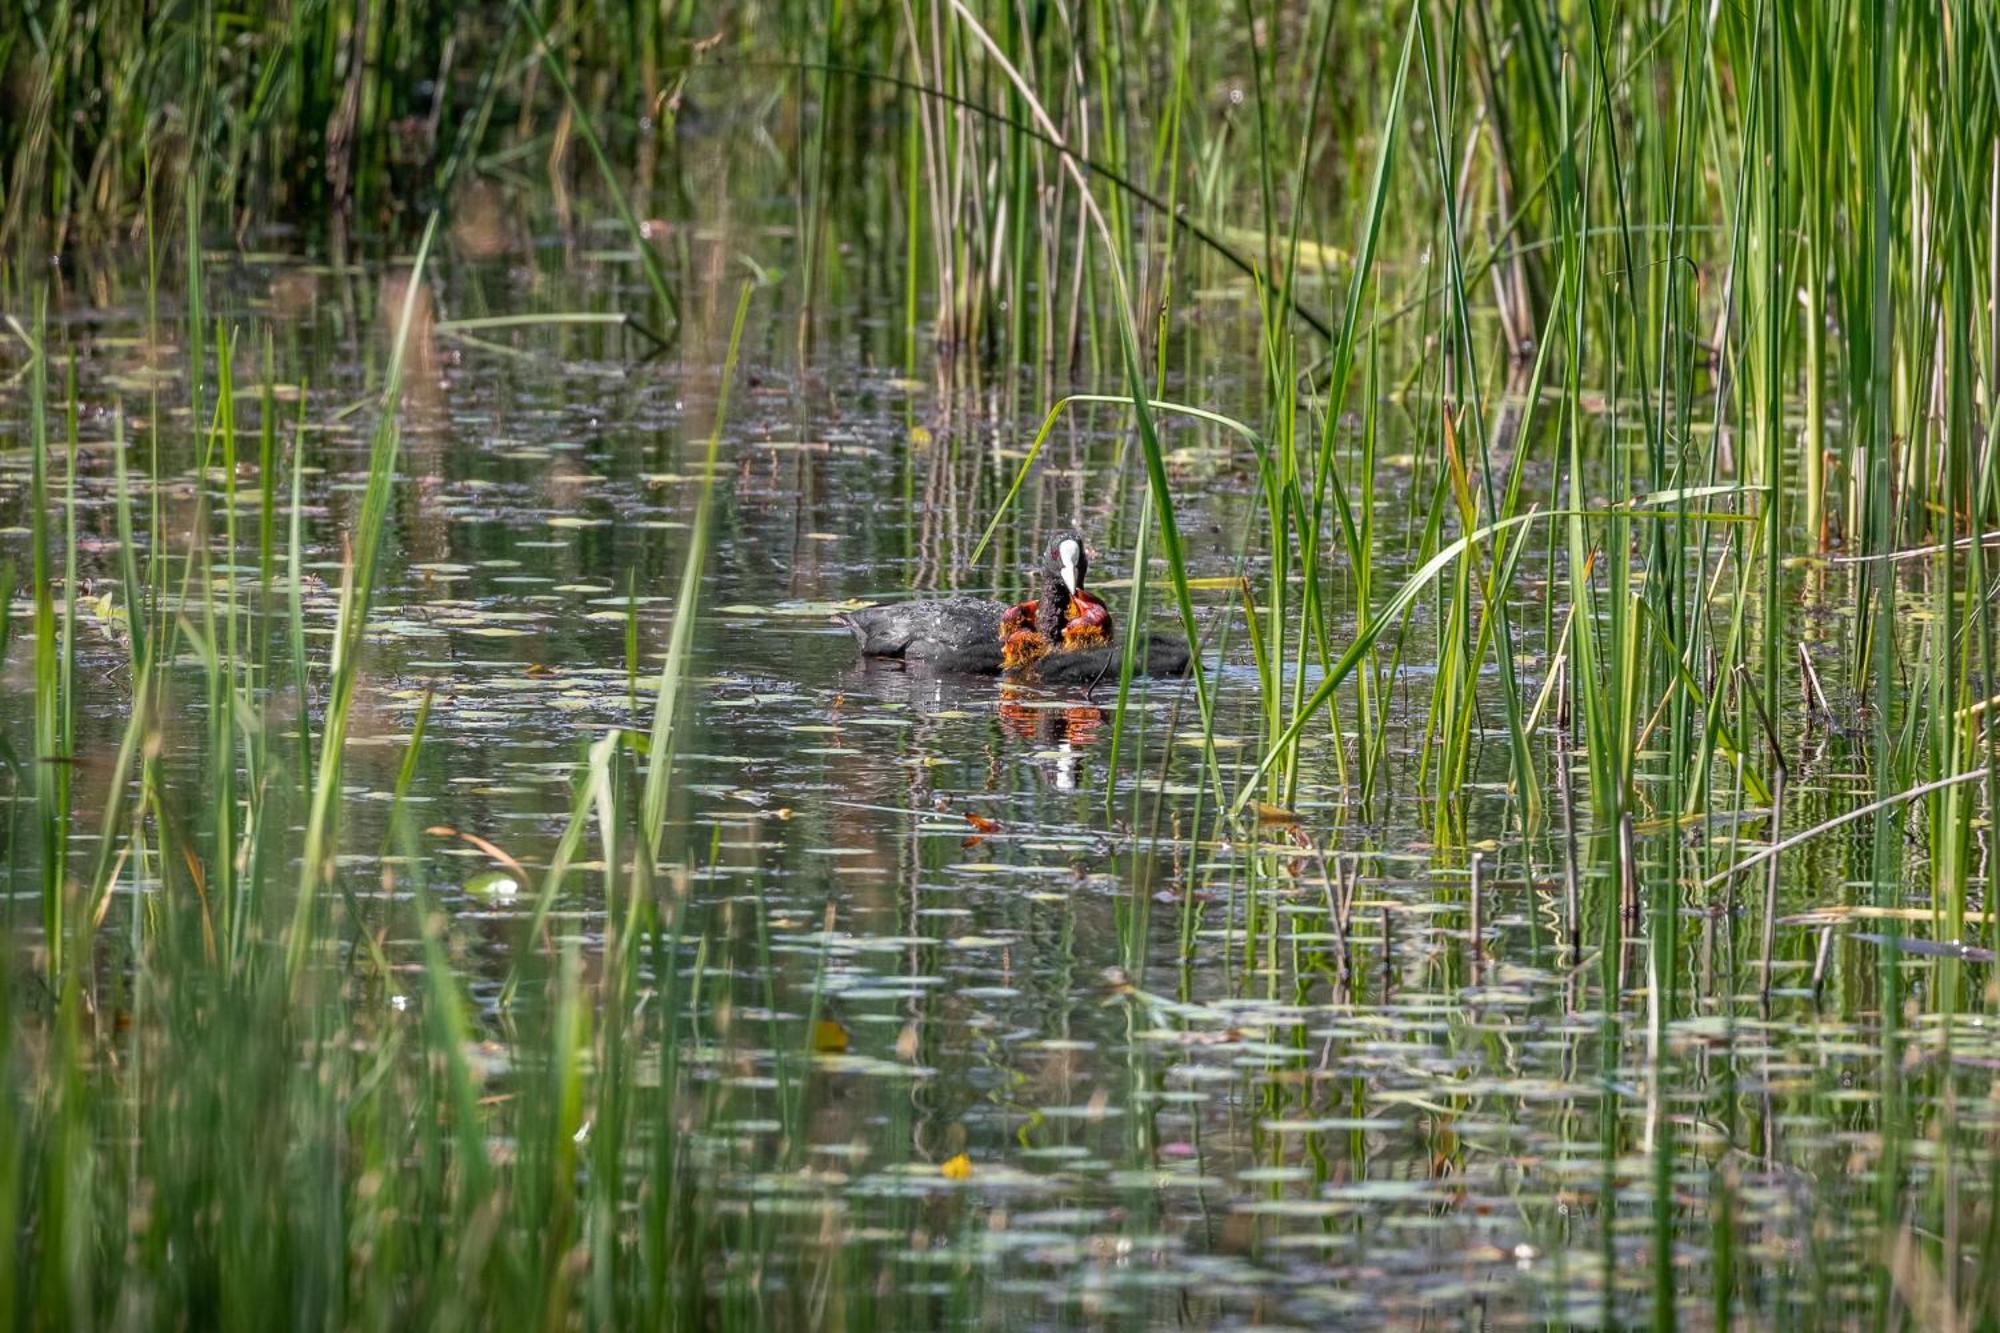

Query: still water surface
left=3, top=241, right=1967, bottom=1328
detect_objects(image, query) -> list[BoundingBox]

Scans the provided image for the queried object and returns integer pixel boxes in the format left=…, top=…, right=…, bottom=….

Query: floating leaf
left=464, top=871, right=520, bottom=902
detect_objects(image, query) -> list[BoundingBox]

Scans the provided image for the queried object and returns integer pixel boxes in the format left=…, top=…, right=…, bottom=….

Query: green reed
left=288, top=211, right=438, bottom=980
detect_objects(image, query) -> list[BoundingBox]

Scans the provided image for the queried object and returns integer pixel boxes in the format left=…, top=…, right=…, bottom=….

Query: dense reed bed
left=5, top=0, right=2000, bottom=1326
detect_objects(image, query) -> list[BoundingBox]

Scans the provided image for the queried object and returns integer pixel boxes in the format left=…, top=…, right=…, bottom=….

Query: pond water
left=2, top=235, right=1982, bottom=1329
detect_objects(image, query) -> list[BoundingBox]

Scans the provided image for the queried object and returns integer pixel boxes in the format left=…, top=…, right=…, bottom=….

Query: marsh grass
left=6, top=0, right=2000, bottom=1326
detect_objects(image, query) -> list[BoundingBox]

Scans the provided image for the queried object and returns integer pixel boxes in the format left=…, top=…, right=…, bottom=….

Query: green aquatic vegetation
left=289, top=212, right=439, bottom=981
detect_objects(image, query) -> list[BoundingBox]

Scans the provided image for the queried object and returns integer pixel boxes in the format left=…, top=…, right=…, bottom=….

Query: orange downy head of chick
left=1000, top=628, right=1052, bottom=671
left=1060, top=588, right=1111, bottom=650
left=1060, top=620, right=1110, bottom=650
left=998, top=599, right=1037, bottom=641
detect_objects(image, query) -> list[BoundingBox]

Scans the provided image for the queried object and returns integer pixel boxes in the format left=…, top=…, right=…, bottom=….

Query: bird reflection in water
left=997, top=683, right=1104, bottom=792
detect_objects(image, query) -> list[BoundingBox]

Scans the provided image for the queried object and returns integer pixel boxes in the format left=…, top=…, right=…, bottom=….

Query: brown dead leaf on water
left=962, top=811, right=1001, bottom=849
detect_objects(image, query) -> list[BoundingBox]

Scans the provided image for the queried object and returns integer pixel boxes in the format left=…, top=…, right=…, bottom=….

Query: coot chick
left=996, top=531, right=1110, bottom=669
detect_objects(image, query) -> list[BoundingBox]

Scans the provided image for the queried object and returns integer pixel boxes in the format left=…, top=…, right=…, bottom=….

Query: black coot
left=838, top=531, right=1191, bottom=680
